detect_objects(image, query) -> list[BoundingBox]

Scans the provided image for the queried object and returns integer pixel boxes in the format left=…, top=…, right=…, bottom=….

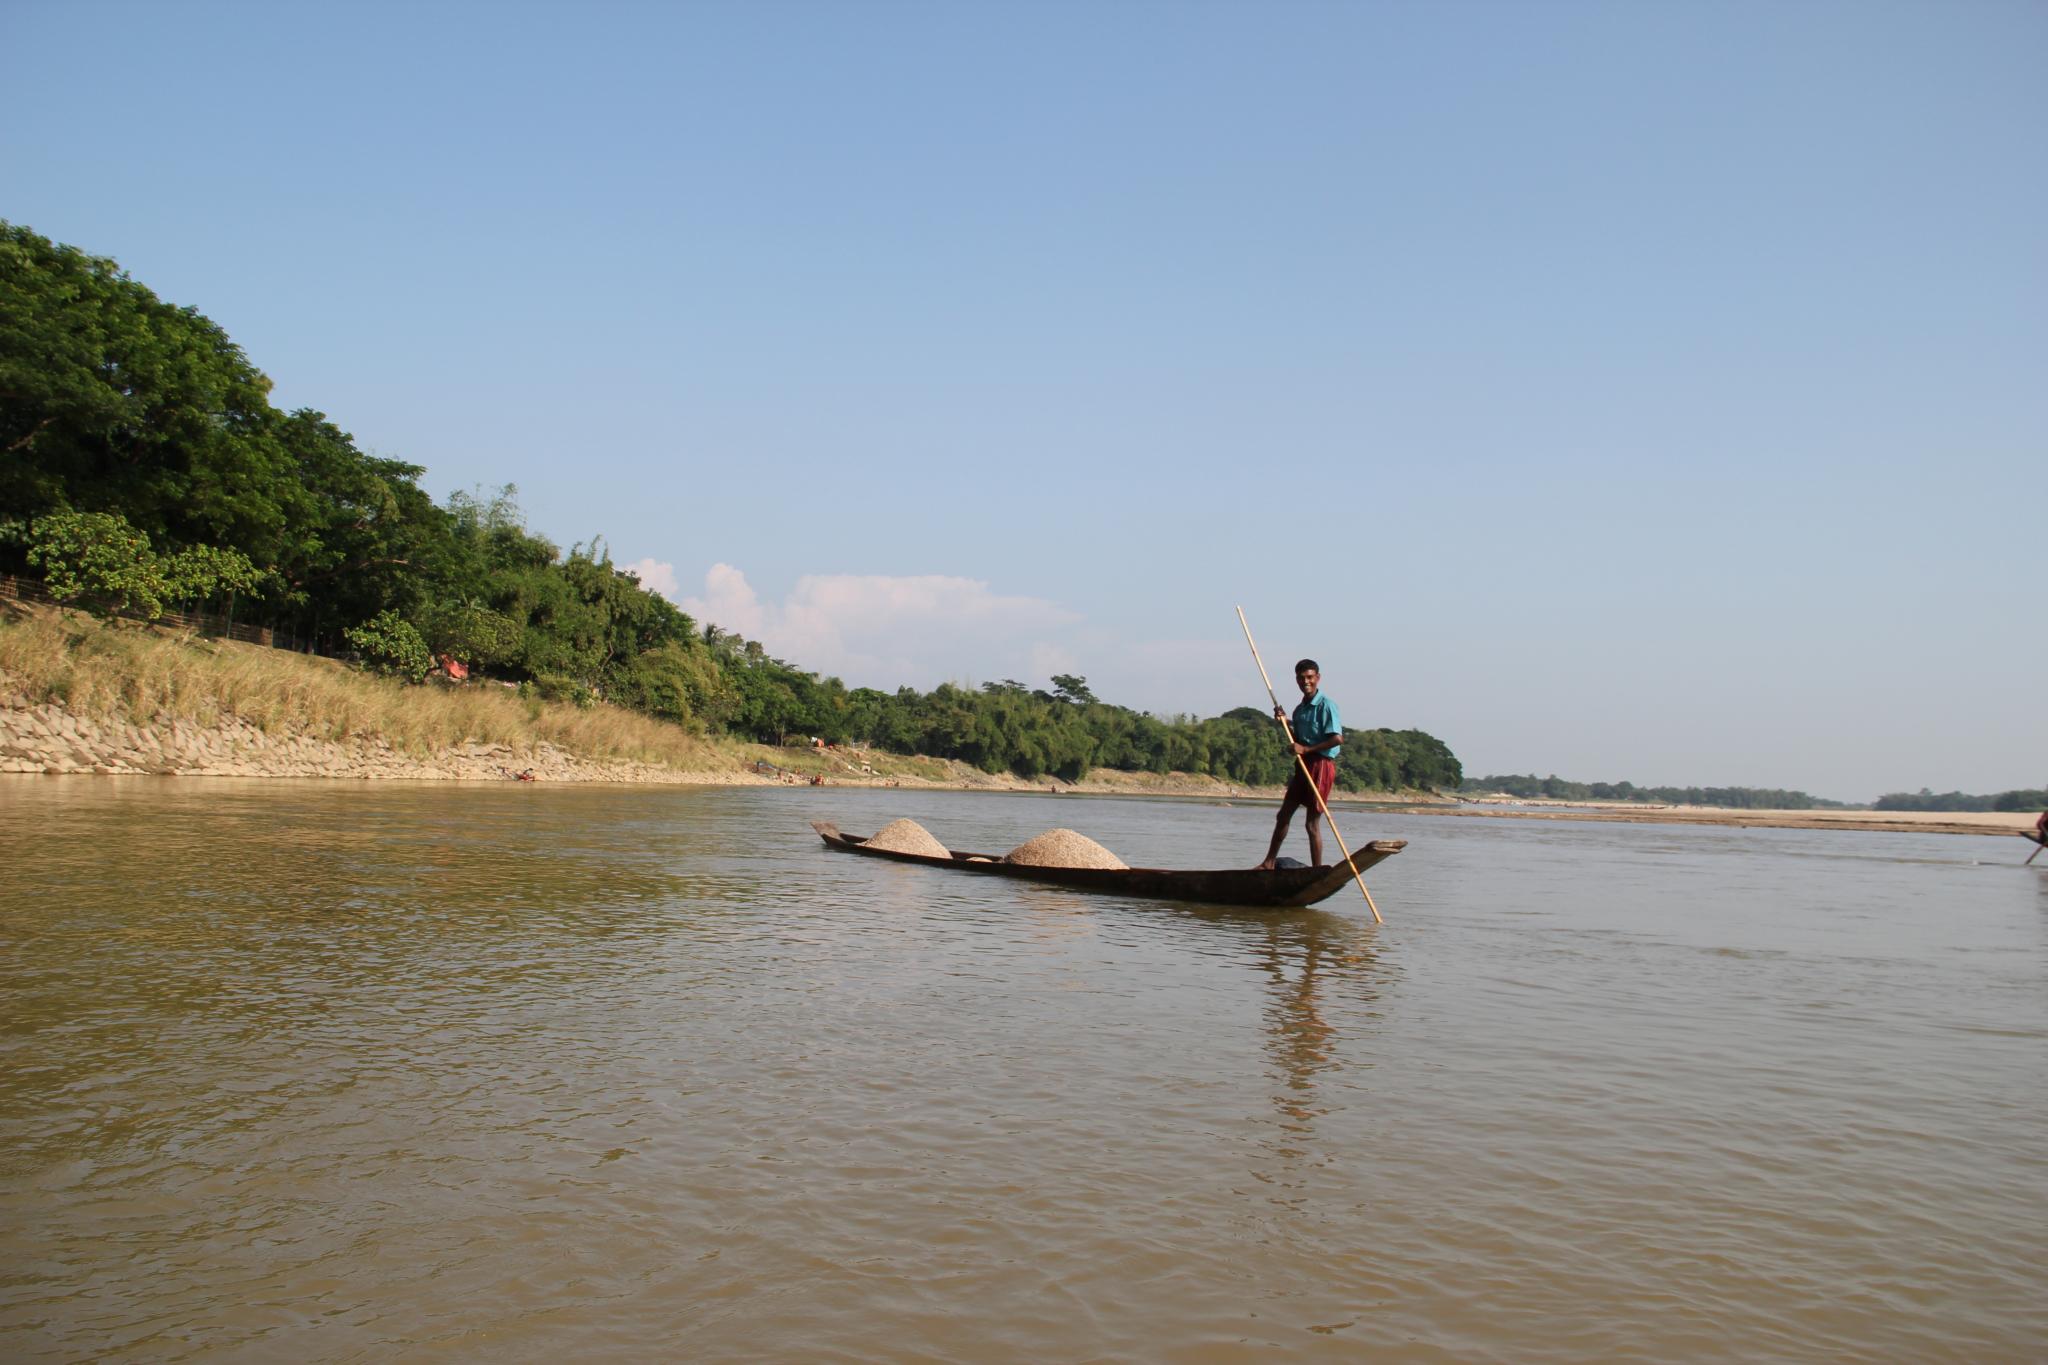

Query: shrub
left=23, top=511, right=263, bottom=620
left=522, top=673, right=594, bottom=708
left=26, top=511, right=167, bottom=618
left=418, top=600, right=524, bottom=670
left=344, top=610, right=432, bottom=682
left=606, top=641, right=736, bottom=728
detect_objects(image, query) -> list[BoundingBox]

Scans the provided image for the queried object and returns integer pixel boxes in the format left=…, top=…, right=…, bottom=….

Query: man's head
left=1294, top=659, right=1320, bottom=698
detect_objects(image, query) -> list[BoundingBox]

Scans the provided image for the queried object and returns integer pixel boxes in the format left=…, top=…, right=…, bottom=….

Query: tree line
left=1459, top=774, right=1852, bottom=810
left=1872, top=788, right=2048, bottom=813
left=0, top=221, right=1463, bottom=791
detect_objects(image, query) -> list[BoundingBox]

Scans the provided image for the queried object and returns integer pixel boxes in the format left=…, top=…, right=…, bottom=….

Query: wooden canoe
left=812, top=821, right=1404, bottom=908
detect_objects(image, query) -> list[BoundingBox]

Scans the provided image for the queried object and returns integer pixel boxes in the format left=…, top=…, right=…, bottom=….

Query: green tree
left=0, top=223, right=298, bottom=570
left=161, top=542, right=265, bottom=609
left=1050, top=673, right=1096, bottom=705
left=267, top=409, right=442, bottom=637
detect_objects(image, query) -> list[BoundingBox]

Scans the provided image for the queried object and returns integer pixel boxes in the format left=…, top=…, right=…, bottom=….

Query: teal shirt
left=1291, top=691, right=1342, bottom=760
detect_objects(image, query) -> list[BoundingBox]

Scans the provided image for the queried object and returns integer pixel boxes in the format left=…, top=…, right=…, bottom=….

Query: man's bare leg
left=1306, top=811, right=1325, bottom=867
left=1258, top=797, right=1301, bottom=869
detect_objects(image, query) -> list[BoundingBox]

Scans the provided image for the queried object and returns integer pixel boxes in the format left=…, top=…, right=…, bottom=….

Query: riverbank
left=0, top=602, right=733, bottom=783
left=0, top=602, right=1438, bottom=797
left=0, top=682, right=1436, bottom=798
left=2, top=605, right=2034, bottom=839
left=5, top=683, right=2029, bottom=839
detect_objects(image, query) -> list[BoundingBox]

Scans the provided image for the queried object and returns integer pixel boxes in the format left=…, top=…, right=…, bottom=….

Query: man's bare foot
left=1255, top=858, right=1277, bottom=871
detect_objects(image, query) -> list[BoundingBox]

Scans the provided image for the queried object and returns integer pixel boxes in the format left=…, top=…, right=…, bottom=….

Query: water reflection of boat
left=811, top=821, right=1404, bottom=908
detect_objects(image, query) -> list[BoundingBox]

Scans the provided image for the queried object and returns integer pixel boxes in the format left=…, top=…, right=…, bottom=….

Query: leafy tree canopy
left=1050, top=673, right=1096, bottom=705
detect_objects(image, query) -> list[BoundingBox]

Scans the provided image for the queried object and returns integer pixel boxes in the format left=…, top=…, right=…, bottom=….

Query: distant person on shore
left=1257, top=659, right=1343, bottom=869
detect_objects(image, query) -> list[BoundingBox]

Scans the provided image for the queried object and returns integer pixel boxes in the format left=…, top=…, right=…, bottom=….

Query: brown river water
left=2, top=777, right=2044, bottom=1361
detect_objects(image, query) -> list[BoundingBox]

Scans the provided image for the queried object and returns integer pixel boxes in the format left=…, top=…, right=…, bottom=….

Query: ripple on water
left=1, top=779, right=2044, bottom=1360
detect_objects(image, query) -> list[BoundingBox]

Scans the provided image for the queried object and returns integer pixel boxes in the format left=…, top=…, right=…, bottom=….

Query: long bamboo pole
left=1237, top=607, right=1382, bottom=924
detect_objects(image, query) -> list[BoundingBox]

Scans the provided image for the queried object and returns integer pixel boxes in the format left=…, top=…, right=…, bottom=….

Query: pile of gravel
left=1002, top=828, right=1128, bottom=870
left=864, top=818, right=952, bottom=858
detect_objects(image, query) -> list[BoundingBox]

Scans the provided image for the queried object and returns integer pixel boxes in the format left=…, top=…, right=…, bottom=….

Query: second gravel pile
left=865, top=818, right=952, bottom=858
left=1002, top=828, right=1128, bottom=870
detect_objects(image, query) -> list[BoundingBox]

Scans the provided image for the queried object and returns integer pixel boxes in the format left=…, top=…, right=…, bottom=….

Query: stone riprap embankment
left=0, top=693, right=723, bottom=784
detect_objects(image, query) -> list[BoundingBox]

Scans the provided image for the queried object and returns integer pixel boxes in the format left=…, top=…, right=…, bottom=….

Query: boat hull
left=812, top=822, right=1403, bottom=908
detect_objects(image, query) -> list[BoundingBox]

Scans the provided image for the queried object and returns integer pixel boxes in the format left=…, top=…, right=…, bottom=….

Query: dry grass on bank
left=0, top=606, right=724, bottom=769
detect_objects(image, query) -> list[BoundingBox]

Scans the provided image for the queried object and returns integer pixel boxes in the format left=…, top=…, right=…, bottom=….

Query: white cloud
left=677, top=563, right=1080, bottom=689
left=621, top=557, right=680, bottom=599
left=684, top=562, right=769, bottom=638
left=646, top=562, right=1250, bottom=718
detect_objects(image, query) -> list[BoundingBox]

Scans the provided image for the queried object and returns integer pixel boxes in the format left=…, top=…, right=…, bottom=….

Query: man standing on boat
left=1257, top=659, right=1343, bottom=869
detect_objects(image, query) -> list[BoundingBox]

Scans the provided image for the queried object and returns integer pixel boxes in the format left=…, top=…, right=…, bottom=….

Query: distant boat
left=812, top=821, right=1403, bottom=909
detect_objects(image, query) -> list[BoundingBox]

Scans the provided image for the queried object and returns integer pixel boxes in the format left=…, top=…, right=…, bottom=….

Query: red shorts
left=1284, top=755, right=1336, bottom=808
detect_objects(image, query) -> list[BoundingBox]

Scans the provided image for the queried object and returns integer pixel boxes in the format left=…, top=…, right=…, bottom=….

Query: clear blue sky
left=6, top=0, right=2042, bottom=800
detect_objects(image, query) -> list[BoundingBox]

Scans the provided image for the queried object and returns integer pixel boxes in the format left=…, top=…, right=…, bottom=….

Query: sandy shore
left=1397, top=800, right=2039, bottom=839
left=878, top=777, right=2039, bottom=840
